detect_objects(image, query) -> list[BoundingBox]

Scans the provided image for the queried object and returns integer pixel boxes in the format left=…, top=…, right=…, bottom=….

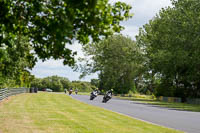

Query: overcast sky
left=31, top=0, right=172, bottom=81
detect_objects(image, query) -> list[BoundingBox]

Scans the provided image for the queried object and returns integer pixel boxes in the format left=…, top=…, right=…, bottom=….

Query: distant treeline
left=30, top=75, right=96, bottom=92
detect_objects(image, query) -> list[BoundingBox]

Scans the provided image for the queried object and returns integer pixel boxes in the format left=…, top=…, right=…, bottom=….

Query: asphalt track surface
left=71, top=94, right=200, bottom=133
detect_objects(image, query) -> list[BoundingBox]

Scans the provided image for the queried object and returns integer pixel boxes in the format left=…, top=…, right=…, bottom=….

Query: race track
left=71, top=94, right=200, bottom=133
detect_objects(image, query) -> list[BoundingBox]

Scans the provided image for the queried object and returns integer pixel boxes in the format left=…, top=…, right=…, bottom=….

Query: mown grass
left=117, top=95, right=200, bottom=112
left=0, top=92, right=182, bottom=133
left=76, top=92, right=90, bottom=95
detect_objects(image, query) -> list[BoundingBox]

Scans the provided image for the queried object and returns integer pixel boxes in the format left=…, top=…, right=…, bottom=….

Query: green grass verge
left=117, top=96, right=200, bottom=112
left=0, top=92, right=182, bottom=133
left=77, top=92, right=90, bottom=95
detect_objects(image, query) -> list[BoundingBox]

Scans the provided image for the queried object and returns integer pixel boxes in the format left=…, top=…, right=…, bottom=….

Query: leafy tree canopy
left=30, top=75, right=94, bottom=92
left=0, top=0, right=132, bottom=66
left=136, top=0, right=200, bottom=98
left=0, top=36, right=35, bottom=88
left=80, top=35, right=143, bottom=93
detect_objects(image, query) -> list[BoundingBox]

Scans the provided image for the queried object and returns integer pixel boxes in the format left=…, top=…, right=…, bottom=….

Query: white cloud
left=120, top=0, right=172, bottom=38
left=132, top=0, right=171, bottom=25
left=66, top=41, right=84, bottom=58
left=31, top=59, right=97, bottom=81
left=121, top=25, right=139, bottom=39
left=31, top=41, right=97, bottom=81
left=31, top=0, right=172, bottom=81
left=110, top=0, right=134, bottom=5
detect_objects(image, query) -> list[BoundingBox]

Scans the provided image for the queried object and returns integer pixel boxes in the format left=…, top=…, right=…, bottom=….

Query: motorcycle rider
left=106, top=89, right=113, bottom=97
left=90, top=88, right=99, bottom=100
left=102, top=89, right=113, bottom=103
left=91, top=88, right=99, bottom=96
left=68, top=88, right=73, bottom=95
left=75, top=89, right=78, bottom=94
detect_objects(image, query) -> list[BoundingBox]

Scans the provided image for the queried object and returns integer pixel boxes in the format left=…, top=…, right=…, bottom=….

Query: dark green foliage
left=71, top=81, right=94, bottom=92
left=0, top=0, right=132, bottom=88
left=136, top=0, right=200, bottom=98
left=81, top=35, right=143, bottom=94
left=0, top=0, right=132, bottom=66
left=0, top=36, right=35, bottom=88
left=90, top=79, right=100, bottom=88
left=31, top=76, right=69, bottom=92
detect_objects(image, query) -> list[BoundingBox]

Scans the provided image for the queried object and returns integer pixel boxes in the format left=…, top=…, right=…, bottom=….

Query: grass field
left=0, top=92, right=182, bottom=133
left=76, top=92, right=90, bottom=95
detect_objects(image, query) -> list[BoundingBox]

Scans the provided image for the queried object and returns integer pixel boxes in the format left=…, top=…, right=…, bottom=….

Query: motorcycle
left=102, top=92, right=112, bottom=103
left=69, top=89, right=73, bottom=95
left=90, top=90, right=98, bottom=100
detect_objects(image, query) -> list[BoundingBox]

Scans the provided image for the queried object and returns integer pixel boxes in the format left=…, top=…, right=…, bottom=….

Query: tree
left=30, top=78, right=43, bottom=89
left=60, top=77, right=71, bottom=89
left=0, top=0, right=132, bottom=66
left=80, top=35, right=143, bottom=93
left=136, top=0, right=200, bottom=98
left=71, top=81, right=94, bottom=92
left=0, top=36, right=35, bottom=88
left=90, top=79, right=100, bottom=88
